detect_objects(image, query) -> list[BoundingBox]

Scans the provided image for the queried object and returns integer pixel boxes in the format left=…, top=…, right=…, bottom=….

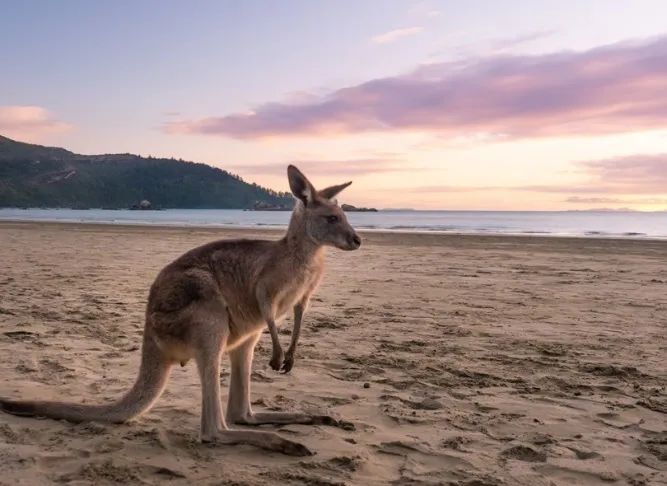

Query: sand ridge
left=0, top=222, right=665, bottom=485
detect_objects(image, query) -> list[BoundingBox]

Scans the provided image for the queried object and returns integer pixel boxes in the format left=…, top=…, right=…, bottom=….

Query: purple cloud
left=165, top=36, right=667, bottom=140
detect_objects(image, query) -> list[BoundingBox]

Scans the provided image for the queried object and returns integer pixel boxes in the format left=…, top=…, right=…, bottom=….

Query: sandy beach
left=0, top=221, right=665, bottom=485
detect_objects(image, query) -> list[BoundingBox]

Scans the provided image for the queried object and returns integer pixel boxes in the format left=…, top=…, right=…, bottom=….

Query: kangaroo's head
left=287, top=165, right=361, bottom=251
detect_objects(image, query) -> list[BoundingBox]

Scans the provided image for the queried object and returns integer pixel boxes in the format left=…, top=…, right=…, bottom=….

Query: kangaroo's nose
left=351, top=234, right=362, bottom=248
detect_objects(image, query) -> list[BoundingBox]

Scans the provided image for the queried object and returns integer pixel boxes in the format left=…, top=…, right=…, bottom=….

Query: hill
left=0, top=135, right=294, bottom=209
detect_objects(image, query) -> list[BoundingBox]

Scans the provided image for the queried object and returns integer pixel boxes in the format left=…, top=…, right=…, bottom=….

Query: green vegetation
left=0, top=135, right=293, bottom=209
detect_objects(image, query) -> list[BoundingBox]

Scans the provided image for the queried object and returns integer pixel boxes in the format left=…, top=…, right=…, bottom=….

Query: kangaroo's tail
left=0, top=333, right=171, bottom=424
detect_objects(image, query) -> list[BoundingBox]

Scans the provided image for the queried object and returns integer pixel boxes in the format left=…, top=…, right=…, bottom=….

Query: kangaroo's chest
left=273, top=263, right=323, bottom=318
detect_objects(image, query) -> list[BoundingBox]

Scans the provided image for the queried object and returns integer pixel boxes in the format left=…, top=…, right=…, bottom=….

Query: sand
left=0, top=221, right=665, bottom=485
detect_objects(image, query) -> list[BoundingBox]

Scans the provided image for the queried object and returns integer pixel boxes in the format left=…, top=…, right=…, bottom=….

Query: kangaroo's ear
left=319, top=181, right=352, bottom=201
left=287, top=165, right=316, bottom=205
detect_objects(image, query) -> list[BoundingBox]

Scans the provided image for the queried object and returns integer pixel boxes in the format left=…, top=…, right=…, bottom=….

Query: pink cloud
left=164, top=36, right=667, bottom=140
left=0, top=106, right=71, bottom=141
left=565, top=196, right=667, bottom=204
left=227, top=158, right=414, bottom=177
left=371, top=26, right=424, bottom=45
left=580, top=154, right=667, bottom=191
left=411, top=153, right=667, bottom=195
left=488, top=30, right=557, bottom=52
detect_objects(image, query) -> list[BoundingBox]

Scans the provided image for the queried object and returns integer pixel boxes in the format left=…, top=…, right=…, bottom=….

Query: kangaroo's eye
left=326, top=215, right=339, bottom=224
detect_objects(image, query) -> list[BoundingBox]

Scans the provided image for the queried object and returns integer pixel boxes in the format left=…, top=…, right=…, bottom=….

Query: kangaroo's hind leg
left=226, top=331, right=352, bottom=430
left=193, top=304, right=312, bottom=456
left=193, top=305, right=228, bottom=441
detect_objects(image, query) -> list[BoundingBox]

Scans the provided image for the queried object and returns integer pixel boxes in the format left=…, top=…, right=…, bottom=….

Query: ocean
left=0, top=208, right=666, bottom=240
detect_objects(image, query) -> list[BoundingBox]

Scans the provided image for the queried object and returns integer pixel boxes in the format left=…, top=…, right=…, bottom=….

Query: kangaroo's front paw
left=269, top=349, right=284, bottom=371
left=281, top=352, right=295, bottom=373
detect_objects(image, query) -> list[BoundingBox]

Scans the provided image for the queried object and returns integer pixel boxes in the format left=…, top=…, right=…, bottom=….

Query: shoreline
left=2, top=218, right=666, bottom=243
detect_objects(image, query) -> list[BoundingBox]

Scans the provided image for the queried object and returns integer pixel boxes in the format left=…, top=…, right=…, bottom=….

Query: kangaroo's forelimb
left=257, top=285, right=286, bottom=371
left=281, top=297, right=308, bottom=373
left=265, top=317, right=284, bottom=371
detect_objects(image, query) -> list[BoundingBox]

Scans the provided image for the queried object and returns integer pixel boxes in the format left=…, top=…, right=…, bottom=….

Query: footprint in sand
left=567, top=447, right=602, bottom=460
left=3, top=330, right=40, bottom=342
left=0, top=424, right=22, bottom=444
left=500, top=444, right=547, bottom=462
left=595, top=411, right=641, bottom=429
left=441, top=435, right=473, bottom=452
left=57, top=460, right=187, bottom=484
left=250, top=369, right=274, bottom=383
left=375, top=440, right=477, bottom=483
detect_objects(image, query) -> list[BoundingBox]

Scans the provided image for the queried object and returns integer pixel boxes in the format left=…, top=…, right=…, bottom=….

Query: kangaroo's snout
left=347, top=232, right=361, bottom=250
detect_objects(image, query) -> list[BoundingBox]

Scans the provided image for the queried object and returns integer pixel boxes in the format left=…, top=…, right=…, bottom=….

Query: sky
left=1, top=0, right=667, bottom=210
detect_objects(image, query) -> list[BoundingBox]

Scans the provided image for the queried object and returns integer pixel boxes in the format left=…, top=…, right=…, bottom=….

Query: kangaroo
left=0, top=165, right=361, bottom=456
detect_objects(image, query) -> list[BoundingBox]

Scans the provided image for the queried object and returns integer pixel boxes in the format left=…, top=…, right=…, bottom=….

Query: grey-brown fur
left=0, top=165, right=360, bottom=456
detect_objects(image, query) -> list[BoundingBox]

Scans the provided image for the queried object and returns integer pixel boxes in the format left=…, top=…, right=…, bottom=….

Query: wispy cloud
left=580, top=154, right=667, bottom=191
left=425, top=29, right=556, bottom=65
left=409, top=185, right=499, bottom=193
left=565, top=196, right=626, bottom=203
left=0, top=106, right=71, bottom=140
left=409, top=153, right=667, bottom=196
left=407, top=1, right=441, bottom=19
left=227, top=158, right=414, bottom=177
left=164, top=36, right=667, bottom=141
left=565, top=196, right=667, bottom=205
left=524, top=154, right=667, bottom=194
left=371, top=26, right=424, bottom=45
left=489, top=29, right=556, bottom=52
